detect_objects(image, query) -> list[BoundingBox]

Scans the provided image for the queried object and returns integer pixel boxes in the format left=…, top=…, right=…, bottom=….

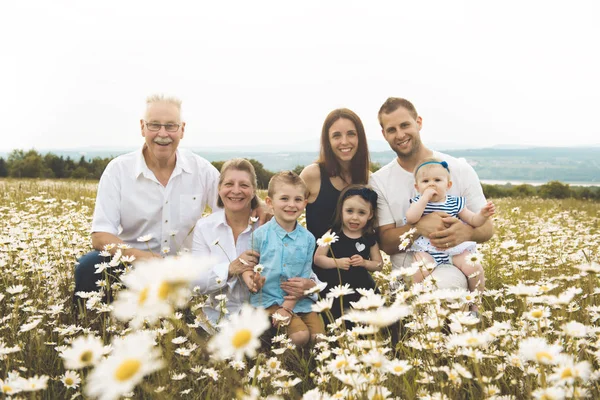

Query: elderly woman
left=192, top=158, right=317, bottom=333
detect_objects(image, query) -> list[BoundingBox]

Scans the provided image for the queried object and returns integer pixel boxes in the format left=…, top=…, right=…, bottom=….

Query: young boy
left=242, top=171, right=324, bottom=345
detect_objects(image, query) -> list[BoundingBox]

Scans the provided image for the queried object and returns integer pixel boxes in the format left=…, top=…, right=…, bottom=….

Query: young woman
left=300, top=108, right=371, bottom=243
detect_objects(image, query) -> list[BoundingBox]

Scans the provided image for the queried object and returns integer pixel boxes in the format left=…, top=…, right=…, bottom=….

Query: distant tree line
left=1, top=150, right=599, bottom=201
left=482, top=181, right=600, bottom=201
left=0, top=149, right=113, bottom=180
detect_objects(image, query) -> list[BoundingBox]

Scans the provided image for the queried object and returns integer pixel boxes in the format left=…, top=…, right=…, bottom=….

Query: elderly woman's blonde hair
left=217, top=158, right=259, bottom=209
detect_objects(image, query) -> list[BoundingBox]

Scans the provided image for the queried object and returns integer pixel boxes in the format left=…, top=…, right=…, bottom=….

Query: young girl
left=313, top=185, right=383, bottom=325
left=405, top=158, right=495, bottom=307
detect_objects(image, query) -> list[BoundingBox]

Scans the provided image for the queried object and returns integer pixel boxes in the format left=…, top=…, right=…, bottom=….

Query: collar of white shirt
left=132, top=147, right=193, bottom=180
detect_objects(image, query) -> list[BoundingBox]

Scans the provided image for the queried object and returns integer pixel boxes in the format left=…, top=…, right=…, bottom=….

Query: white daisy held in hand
left=317, top=231, right=339, bottom=247
left=136, top=234, right=153, bottom=242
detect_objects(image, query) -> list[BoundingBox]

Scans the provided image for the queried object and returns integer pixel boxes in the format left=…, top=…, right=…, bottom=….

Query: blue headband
left=414, top=160, right=449, bottom=175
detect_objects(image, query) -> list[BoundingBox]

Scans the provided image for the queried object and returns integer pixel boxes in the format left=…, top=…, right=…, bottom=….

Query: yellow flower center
left=561, top=368, right=574, bottom=379
left=64, top=377, right=74, bottom=385
left=138, top=287, right=149, bottom=305
left=232, top=329, right=252, bottom=349
left=2, top=385, right=12, bottom=393
left=80, top=351, right=93, bottom=364
left=466, top=337, right=479, bottom=346
left=394, top=366, right=405, bottom=373
left=530, top=309, right=544, bottom=318
left=157, top=282, right=172, bottom=300
left=536, top=351, right=553, bottom=362
left=114, top=359, right=141, bottom=382
left=372, top=394, right=384, bottom=400
left=373, top=361, right=382, bottom=368
left=335, top=360, right=347, bottom=369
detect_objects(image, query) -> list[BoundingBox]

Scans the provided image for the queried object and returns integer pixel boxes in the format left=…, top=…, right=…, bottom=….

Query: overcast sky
left=2, top=0, right=599, bottom=152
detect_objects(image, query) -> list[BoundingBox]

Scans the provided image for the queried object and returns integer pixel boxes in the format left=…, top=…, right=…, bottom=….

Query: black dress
left=305, top=164, right=341, bottom=242
left=314, top=231, right=377, bottom=325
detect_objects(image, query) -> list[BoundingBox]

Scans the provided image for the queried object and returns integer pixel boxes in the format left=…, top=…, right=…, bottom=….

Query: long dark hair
left=331, top=184, right=378, bottom=237
left=316, top=108, right=370, bottom=185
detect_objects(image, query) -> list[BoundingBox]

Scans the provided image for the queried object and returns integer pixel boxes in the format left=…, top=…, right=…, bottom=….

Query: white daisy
left=208, top=304, right=270, bottom=361
left=60, top=335, right=105, bottom=370
left=316, top=231, right=339, bottom=247
left=326, top=283, right=356, bottom=299
left=60, top=371, right=81, bottom=389
left=136, top=234, right=153, bottom=242
left=85, top=331, right=164, bottom=400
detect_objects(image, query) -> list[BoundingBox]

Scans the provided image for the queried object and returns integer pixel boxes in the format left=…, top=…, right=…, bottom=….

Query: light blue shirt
left=251, top=218, right=316, bottom=313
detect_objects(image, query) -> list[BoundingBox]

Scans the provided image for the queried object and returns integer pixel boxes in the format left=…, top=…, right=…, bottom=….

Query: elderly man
left=369, top=97, right=493, bottom=286
left=74, top=94, right=220, bottom=295
left=75, top=94, right=315, bottom=305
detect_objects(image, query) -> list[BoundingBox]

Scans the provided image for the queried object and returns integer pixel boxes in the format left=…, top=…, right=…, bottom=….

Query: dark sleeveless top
left=305, top=164, right=341, bottom=241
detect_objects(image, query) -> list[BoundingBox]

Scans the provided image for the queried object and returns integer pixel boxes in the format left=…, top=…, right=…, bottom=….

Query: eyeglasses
left=144, top=122, right=181, bottom=132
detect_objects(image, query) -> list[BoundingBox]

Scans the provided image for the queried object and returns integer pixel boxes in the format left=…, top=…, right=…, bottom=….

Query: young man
left=242, top=171, right=325, bottom=345
left=369, top=97, right=494, bottom=273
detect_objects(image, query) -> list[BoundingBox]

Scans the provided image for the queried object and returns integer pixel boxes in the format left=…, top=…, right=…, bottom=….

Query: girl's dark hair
left=331, top=184, right=378, bottom=236
left=316, top=108, right=370, bottom=185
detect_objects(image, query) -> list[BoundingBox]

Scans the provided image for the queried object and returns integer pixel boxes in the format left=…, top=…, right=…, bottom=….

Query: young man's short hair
left=377, top=97, right=418, bottom=126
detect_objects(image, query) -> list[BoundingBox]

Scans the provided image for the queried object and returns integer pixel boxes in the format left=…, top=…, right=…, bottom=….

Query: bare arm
left=91, top=232, right=159, bottom=261
left=405, top=196, right=430, bottom=225
left=377, top=212, right=450, bottom=255
left=458, top=201, right=496, bottom=228
left=299, top=163, right=322, bottom=204
left=349, top=242, right=383, bottom=271
left=313, top=245, right=351, bottom=270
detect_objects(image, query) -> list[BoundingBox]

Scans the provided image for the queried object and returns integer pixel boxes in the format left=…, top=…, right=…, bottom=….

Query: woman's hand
left=228, top=249, right=259, bottom=279
left=281, top=277, right=315, bottom=300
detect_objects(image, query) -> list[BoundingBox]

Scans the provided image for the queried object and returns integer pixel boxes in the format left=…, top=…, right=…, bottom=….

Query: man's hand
left=415, top=212, right=451, bottom=238
left=281, top=277, right=316, bottom=300
left=429, top=217, right=474, bottom=249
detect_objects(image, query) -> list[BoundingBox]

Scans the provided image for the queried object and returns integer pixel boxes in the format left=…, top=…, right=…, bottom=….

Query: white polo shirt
left=91, top=148, right=219, bottom=255
left=369, top=151, right=487, bottom=270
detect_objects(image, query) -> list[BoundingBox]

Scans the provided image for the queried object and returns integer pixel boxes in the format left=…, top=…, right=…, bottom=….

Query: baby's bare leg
left=411, top=252, right=436, bottom=283
left=452, top=251, right=485, bottom=293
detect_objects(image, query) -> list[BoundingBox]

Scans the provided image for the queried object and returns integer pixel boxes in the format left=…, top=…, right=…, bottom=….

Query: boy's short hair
left=267, top=171, right=308, bottom=198
left=414, top=157, right=451, bottom=180
left=377, top=97, right=418, bottom=127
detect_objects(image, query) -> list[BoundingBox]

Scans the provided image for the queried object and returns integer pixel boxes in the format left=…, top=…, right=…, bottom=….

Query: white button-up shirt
left=192, top=210, right=323, bottom=333
left=192, top=210, right=254, bottom=331
left=91, top=148, right=219, bottom=255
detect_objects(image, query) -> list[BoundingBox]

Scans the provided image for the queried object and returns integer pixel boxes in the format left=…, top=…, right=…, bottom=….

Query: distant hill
left=1, top=145, right=599, bottom=184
